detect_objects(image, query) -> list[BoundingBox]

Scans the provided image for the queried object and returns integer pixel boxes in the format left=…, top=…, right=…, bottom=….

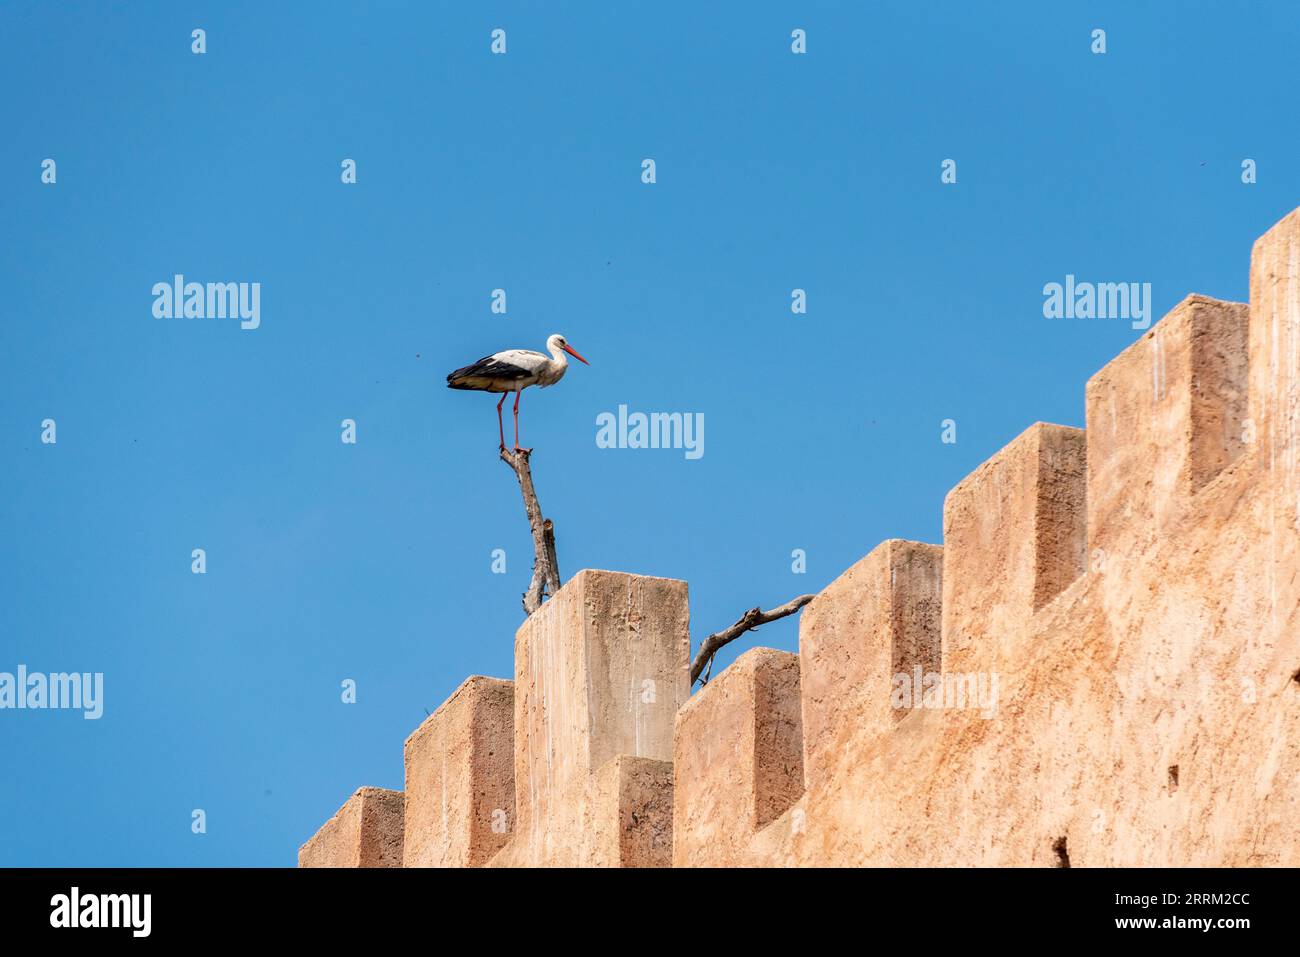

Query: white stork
left=447, top=333, right=590, bottom=451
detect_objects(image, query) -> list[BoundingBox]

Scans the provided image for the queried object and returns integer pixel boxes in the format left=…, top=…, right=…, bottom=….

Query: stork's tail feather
left=446, top=365, right=478, bottom=387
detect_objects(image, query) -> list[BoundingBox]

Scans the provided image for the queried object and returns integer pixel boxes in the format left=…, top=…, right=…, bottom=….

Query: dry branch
left=500, top=447, right=561, bottom=615
left=689, top=593, right=816, bottom=686
left=542, top=519, right=561, bottom=594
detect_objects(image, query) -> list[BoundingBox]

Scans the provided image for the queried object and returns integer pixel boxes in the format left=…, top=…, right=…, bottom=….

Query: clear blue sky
left=2, top=1, right=1297, bottom=866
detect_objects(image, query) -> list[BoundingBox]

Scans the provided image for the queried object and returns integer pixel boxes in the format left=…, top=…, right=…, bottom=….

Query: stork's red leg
left=513, top=389, right=523, bottom=451
left=496, top=393, right=507, bottom=450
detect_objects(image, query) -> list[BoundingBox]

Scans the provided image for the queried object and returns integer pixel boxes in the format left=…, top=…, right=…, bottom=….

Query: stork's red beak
left=563, top=344, right=590, bottom=365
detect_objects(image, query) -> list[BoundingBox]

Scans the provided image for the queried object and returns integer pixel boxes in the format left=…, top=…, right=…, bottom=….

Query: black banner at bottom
left=0, top=866, right=1285, bottom=943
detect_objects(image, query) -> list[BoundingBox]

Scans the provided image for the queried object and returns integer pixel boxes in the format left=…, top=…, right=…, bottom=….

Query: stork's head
left=547, top=333, right=589, bottom=365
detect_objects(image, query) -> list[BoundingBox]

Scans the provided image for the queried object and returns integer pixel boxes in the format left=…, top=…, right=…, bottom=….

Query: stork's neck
left=547, top=343, right=569, bottom=369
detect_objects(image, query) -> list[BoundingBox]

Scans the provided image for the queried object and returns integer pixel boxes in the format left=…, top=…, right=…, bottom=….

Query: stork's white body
left=452, top=346, right=571, bottom=393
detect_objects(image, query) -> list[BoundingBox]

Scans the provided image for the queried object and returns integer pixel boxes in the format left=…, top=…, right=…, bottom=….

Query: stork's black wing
left=446, top=355, right=530, bottom=388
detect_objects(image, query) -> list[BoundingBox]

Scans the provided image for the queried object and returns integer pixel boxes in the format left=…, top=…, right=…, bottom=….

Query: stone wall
left=300, top=208, right=1300, bottom=868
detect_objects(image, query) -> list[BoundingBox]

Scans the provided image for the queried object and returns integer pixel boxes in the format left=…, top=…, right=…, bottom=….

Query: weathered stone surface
left=298, top=787, right=403, bottom=868
left=588, top=756, right=674, bottom=867
left=1248, top=206, right=1300, bottom=500
left=403, top=675, right=514, bottom=867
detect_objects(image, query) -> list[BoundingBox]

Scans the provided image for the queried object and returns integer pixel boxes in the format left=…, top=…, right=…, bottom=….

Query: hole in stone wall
left=1291, top=667, right=1300, bottom=686
left=1052, top=836, right=1070, bottom=868
left=1168, top=765, right=1179, bottom=792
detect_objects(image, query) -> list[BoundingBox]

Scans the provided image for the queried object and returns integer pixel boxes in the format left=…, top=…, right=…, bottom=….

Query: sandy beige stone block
left=942, top=422, right=1086, bottom=674
left=403, top=675, right=514, bottom=867
left=673, top=647, right=802, bottom=866
left=1086, top=294, right=1249, bottom=555
left=298, top=786, right=404, bottom=868
left=509, top=569, right=689, bottom=865
left=798, top=540, right=942, bottom=785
